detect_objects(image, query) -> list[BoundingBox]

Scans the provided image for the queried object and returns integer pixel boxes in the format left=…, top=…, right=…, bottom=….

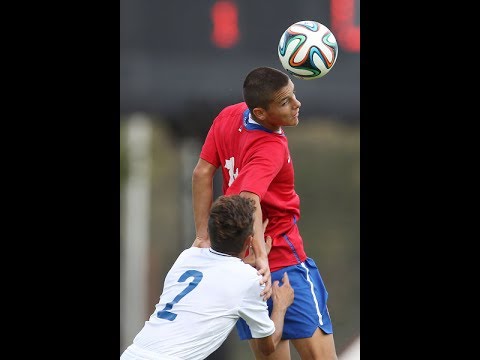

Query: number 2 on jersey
left=157, top=270, right=203, bottom=321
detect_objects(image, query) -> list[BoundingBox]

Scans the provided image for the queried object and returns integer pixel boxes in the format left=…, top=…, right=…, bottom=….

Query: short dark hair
left=208, top=195, right=255, bottom=256
left=243, top=66, right=290, bottom=112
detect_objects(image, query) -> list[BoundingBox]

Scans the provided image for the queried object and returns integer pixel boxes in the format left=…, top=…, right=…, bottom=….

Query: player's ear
left=244, top=234, right=254, bottom=252
left=252, top=107, right=266, bottom=121
left=243, top=234, right=252, bottom=249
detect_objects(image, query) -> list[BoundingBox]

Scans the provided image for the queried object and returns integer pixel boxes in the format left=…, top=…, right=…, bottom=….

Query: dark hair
left=243, top=66, right=290, bottom=112
left=208, top=195, right=255, bottom=256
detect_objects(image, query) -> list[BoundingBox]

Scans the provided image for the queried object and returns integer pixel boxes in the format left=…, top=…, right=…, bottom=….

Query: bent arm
left=252, top=301, right=289, bottom=355
left=251, top=273, right=293, bottom=356
left=192, top=158, right=217, bottom=247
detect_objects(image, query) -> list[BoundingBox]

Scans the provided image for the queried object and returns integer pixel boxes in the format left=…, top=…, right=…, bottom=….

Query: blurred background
left=120, top=0, right=359, bottom=359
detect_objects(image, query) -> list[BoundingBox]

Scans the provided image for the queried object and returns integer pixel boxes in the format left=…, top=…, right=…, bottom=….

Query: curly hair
left=208, top=195, right=255, bottom=256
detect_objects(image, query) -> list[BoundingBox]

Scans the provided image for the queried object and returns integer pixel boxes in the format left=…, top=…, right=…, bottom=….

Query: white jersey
left=121, top=247, right=275, bottom=360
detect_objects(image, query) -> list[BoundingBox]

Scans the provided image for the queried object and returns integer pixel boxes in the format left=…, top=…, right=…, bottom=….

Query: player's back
left=131, top=247, right=267, bottom=360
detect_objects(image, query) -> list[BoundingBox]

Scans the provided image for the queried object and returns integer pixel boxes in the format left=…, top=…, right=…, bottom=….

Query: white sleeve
left=238, top=278, right=275, bottom=338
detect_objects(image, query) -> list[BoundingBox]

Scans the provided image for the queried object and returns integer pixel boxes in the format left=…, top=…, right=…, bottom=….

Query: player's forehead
left=271, top=79, right=294, bottom=103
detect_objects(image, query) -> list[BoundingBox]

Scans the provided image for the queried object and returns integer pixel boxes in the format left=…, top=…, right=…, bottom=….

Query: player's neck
left=249, top=114, right=282, bottom=134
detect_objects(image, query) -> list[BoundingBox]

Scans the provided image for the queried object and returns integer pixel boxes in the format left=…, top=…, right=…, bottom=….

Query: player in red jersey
left=192, top=67, right=337, bottom=359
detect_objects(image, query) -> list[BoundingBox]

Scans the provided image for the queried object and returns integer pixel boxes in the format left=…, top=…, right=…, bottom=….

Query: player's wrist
left=195, top=233, right=209, bottom=240
left=193, top=236, right=210, bottom=248
left=256, top=253, right=268, bottom=261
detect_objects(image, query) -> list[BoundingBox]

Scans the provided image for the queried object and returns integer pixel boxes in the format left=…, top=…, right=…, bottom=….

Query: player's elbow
left=192, top=166, right=206, bottom=181
left=192, top=160, right=215, bottom=183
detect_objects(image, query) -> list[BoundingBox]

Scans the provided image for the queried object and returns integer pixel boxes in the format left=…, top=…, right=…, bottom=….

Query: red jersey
left=200, top=102, right=307, bottom=272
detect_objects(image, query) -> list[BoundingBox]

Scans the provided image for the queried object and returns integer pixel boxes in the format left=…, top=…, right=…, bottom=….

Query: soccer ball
left=278, top=20, right=338, bottom=80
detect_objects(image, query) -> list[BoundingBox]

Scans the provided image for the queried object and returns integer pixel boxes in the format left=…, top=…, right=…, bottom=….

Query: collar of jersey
left=209, top=248, right=234, bottom=257
left=243, top=108, right=282, bottom=134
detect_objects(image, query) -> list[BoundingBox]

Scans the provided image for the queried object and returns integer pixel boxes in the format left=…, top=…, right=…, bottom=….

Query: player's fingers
left=264, top=271, right=271, bottom=285
left=282, top=272, right=290, bottom=284
left=260, top=272, right=270, bottom=286
left=265, top=236, right=272, bottom=254
left=261, top=282, right=271, bottom=293
left=261, top=277, right=271, bottom=290
left=262, top=218, right=269, bottom=232
left=257, top=271, right=264, bottom=281
left=257, top=267, right=270, bottom=279
left=261, top=283, right=273, bottom=301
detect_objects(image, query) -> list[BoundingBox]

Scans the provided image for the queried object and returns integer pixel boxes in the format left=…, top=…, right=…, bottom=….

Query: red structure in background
left=211, top=0, right=239, bottom=48
left=210, top=0, right=359, bottom=53
left=331, top=0, right=360, bottom=52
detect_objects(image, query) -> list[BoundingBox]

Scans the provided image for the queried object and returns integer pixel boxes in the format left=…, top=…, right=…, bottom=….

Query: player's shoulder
left=234, top=262, right=266, bottom=294
left=180, top=246, right=199, bottom=255
left=233, top=260, right=264, bottom=283
left=249, top=130, right=288, bottom=152
left=217, top=102, right=247, bottom=118
left=183, top=246, right=211, bottom=256
left=176, top=246, right=204, bottom=261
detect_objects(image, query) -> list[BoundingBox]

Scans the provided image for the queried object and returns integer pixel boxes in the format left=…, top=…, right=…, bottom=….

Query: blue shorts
left=236, top=257, right=333, bottom=340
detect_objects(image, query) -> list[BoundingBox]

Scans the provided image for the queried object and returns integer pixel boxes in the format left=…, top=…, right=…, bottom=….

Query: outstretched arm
left=192, top=158, right=217, bottom=248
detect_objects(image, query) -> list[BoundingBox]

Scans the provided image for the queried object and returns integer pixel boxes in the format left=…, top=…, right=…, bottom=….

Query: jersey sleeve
left=237, top=277, right=275, bottom=338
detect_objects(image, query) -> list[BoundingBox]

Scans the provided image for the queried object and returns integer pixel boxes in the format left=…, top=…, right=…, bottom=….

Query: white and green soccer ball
left=278, top=20, right=339, bottom=80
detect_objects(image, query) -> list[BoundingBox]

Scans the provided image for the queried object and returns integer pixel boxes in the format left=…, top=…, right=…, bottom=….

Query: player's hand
left=271, top=272, right=294, bottom=309
left=257, top=255, right=272, bottom=301
left=192, top=236, right=210, bottom=248
left=257, top=218, right=272, bottom=300
left=242, top=237, right=272, bottom=300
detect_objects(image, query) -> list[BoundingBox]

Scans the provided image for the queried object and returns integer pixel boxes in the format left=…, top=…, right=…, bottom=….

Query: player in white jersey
left=121, top=195, right=294, bottom=360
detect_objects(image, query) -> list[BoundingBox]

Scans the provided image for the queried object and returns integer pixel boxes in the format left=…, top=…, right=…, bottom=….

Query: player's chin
left=283, top=116, right=299, bottom=127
